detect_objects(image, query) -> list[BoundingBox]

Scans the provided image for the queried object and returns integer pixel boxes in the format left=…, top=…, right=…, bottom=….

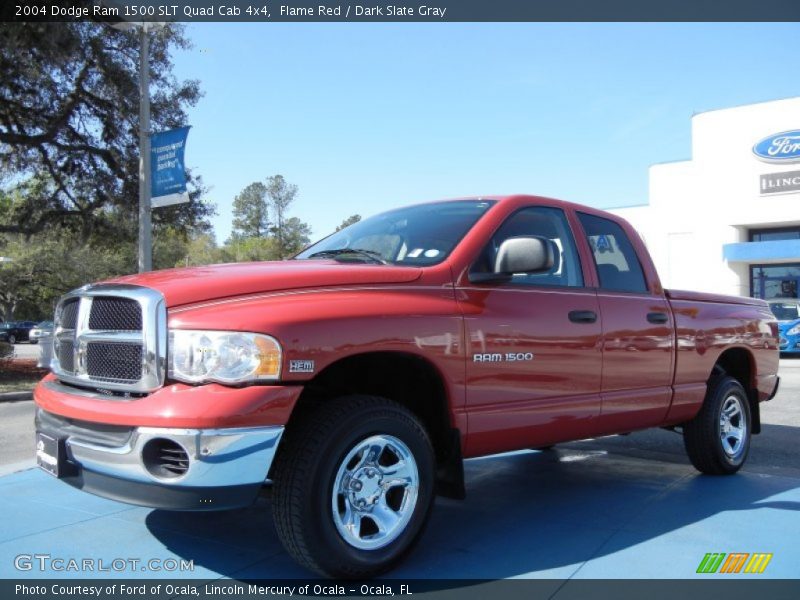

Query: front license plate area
left=36, top=432, right=63, bottom=477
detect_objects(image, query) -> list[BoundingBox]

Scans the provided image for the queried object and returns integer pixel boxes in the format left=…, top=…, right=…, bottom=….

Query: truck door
left=458, top=206, right=603, bottom=456
left=575, top=212, right=675, bottom=433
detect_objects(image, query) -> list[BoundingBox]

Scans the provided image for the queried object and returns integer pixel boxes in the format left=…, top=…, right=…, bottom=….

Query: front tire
left=271, top=395, right=435, bottom=578
left=683, top=375, right=751, bottom=475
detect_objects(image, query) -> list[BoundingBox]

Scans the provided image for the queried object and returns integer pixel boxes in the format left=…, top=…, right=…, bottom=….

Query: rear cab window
left=577, top=212, right=648, bottom=293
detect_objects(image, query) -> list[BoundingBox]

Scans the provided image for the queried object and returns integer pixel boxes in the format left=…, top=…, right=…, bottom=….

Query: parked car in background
left=769, top=299, right=800, bottom=354
left=29, top=321, right=54, bottom=345
left=0, top=321, right=37, bottom=344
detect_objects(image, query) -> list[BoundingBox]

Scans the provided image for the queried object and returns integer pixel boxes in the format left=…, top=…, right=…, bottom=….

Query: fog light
left=142, top=438, right=190, bottom=479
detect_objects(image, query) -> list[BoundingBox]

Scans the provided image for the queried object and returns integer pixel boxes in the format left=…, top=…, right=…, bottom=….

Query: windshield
left=769, top=301, right=800, bottom=321
left=295, top=200, right=496, bottom=266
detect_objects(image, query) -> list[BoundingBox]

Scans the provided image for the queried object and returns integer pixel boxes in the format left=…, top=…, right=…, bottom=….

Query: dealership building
left=610, top=96, right=800, bottom=302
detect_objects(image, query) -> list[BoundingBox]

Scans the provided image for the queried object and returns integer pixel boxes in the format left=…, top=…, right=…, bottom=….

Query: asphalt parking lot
left=10, top=342, right=42, bottom=361
left=0, top=359, right=797, bottom=582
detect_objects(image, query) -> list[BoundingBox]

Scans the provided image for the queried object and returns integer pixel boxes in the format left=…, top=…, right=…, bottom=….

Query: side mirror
left=495, top=236, right=555, bottom=274
left=470, top=236, right=556, bottom=284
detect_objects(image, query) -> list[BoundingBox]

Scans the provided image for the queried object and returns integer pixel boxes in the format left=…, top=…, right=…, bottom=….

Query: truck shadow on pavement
left=145, top=447, right=800, bottom=580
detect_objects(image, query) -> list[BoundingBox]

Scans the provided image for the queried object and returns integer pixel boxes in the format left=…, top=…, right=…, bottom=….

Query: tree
left=281, top=217, right=312, bottom=257
left=0, top=21, right=212, bottom=241
left=224, top=175, right=311, bottom=261
left=181, top=232, right=228, bottom=267
left=231, top=182, right=269, bottom=239
left=266, top=175, right=298, bottom=259
left=0, top=231, right=131, bottom=321
left=226, top=236, right=277, bottom=262
left=153, top=226, right=189, bottom=270
left=336, top=214, right=361, bottom=231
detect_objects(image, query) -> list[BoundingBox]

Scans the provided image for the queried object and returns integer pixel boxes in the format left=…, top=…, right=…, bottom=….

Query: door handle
left=568, top=310, right=597, bottom=324
left=647, top=312, right=669, bottom=324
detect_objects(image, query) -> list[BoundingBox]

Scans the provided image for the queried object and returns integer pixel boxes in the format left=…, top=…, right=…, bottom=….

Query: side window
left=577, top=212, right=648, bottom=293
left=471, top=207, right=584, bottom=287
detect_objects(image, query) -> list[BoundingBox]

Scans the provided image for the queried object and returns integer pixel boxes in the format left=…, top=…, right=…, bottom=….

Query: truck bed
left=666, top=288, right=767, bottom=307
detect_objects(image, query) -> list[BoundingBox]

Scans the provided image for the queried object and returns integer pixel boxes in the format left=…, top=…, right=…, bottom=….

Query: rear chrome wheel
left=719, top=394, right=747, bottom=460
left=683, top=375, right=752, bottom=475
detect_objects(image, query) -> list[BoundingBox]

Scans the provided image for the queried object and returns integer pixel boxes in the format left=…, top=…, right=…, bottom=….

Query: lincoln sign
left=760, top=169, right=800, bottom=195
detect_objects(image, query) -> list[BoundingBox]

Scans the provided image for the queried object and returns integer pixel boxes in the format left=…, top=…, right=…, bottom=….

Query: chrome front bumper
left=36, top=408, right=284, bottom=511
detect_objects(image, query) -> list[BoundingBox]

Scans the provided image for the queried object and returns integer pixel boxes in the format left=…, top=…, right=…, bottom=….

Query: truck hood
left=108, top=260, right=423, bottom=307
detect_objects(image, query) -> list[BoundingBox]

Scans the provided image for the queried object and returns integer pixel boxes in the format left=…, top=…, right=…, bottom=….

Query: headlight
left=168, top=330, right=282, bottom=384
left=787, top=324, right=800, bottom=336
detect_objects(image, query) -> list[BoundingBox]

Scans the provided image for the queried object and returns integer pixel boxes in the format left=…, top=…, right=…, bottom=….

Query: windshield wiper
left=307, top=248, right=388, bottom=264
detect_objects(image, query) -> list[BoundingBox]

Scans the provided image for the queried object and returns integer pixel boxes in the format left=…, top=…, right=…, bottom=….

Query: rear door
left=458, top=206, right=603, bottom=456
left=575, top=212, right=674, bottom=432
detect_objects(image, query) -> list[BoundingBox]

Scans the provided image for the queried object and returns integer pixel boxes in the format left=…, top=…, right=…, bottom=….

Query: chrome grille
left=57, top=340, right=75, bottom=373
left=60, top=299, right=80, bottom=329
left=89, top=298, right=142, bottom=331
left=86, top=342, right=143, bottom=382
left=51, top=284, right=167, bottom=394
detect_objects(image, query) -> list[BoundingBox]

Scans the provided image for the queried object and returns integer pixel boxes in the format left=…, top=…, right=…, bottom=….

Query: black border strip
left=3, top=0, right=800, bottom=23
left=3, top=579, right=800, bottom=599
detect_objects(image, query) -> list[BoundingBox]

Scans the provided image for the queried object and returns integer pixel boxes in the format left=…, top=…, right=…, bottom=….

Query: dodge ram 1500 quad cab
left=34, top=195, right=780, bottom=578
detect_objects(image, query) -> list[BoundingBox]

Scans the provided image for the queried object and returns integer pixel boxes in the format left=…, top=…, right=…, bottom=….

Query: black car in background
left=0, top=321, right=37, bottom=344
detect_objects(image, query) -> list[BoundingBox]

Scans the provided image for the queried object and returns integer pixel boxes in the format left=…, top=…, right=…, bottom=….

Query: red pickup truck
left=34, top=195, right=780, bottom=578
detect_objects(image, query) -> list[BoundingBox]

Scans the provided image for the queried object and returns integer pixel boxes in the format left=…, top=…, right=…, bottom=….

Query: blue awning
left=723, top=239, right=800, bottom=263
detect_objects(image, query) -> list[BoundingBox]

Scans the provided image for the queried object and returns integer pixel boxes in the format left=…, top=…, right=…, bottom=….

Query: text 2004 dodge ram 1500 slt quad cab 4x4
left=34, top=195, right=780, bottom=578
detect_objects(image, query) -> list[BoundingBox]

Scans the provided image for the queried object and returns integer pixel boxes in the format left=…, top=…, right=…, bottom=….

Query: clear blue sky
left=170, top=23, right=800, bottom=244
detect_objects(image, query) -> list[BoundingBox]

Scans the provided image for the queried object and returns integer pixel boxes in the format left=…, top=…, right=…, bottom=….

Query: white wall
left=609, top=96, right=800, bottom=297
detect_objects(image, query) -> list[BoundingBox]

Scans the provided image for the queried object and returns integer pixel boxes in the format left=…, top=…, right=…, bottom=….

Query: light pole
left=110, top=19, right=161, bottom=272
left=137, top=24, right=152, bottom=272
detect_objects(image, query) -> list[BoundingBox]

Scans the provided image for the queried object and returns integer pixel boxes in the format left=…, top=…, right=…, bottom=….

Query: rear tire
left=683, top=375, right=751, bottom=475
left=271, top=395, right=435, bottom=579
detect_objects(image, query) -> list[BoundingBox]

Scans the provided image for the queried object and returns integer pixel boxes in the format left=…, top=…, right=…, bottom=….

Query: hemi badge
left=289, top=360, right=315, bottom=374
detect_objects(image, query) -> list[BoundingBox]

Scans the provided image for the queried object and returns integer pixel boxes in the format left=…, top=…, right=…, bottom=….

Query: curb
left=0, top=460, right=35, bottom=478
left=0, top=390, right=33, bottom=402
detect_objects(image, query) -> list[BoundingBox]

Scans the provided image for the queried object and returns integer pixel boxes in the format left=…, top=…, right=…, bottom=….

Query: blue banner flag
left=150, top=126, right=190, bottom=208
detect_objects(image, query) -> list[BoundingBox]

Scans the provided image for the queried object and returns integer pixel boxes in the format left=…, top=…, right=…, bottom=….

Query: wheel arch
left=272, top=350, right=465, bottom=498
left=710, top=347, right=760, bottom=434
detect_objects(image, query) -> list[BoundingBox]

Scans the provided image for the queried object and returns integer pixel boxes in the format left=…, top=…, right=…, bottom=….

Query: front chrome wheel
left=272, top=395, right=435, bottom=578
left=719, top=394, right=747, bottom=459
left=332, top=434, right=419, bottom=550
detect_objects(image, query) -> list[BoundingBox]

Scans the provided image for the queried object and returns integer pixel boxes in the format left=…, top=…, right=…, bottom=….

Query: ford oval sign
left=753, top=130, right=800, bottom=163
